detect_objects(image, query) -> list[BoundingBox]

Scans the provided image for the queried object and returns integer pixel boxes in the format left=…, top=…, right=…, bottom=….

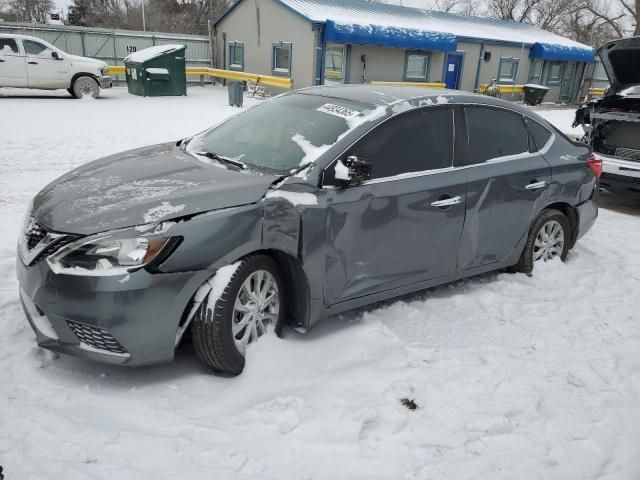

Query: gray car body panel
left=17, top=85, right=598, bottom=366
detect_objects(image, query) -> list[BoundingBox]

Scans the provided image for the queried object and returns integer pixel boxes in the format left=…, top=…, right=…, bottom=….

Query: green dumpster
left=124, top=44, right=187, bottom=97
left=523, top=84, right=549, bottom=105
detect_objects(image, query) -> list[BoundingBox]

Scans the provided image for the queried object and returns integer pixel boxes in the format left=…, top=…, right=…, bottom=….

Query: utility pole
left=141, top=0, right=146, bottom=31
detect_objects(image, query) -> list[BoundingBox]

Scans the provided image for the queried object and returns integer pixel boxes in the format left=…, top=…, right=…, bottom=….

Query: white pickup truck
left=0, top=33, right=112, bottom=98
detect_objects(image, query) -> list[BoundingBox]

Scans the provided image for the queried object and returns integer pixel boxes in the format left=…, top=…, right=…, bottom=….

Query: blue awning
left=529, top=42, right=595, bottom=62
left=323, top=20, right=457, bottom=52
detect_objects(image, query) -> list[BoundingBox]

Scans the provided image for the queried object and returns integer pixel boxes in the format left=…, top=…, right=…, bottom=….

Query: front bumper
left=98, top=75, right=113, bottom=89
left=17, top=255, right=211, bottom=366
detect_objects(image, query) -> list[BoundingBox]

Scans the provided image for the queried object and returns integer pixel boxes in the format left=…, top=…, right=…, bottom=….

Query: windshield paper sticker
left=317, top=103, right=360, bottom=119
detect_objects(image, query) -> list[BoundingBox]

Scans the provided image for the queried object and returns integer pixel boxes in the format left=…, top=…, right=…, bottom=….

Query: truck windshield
left=187, top=93, right=382, bottom=173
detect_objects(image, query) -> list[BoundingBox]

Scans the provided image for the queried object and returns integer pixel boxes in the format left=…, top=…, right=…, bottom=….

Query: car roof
left=294, top=84, right=539, bottom=118
left=0, top=33, right=45, bottom=42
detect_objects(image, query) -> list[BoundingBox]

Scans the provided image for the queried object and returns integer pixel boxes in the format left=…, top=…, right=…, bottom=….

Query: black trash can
left=523, top=84, right=549, bottom=106
left=228, top=81, right=244, bottom=107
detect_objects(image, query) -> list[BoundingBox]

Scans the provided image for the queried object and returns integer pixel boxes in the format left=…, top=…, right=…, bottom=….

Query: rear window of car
left=526, top=118, right=553, bottom=151
left=0, top=38, right=19, bottom=54
left=462, top=107, right=529, bottom=165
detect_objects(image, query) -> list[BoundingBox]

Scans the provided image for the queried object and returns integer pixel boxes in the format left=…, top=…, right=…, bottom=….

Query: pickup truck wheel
left=192, top=255, right=284, bottom=376
left=71, top=76, right=100, bottom=99
left=511, top=209, right=570, bottom=274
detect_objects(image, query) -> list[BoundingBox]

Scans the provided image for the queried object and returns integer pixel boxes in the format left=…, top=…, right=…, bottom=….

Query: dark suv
left=574, top=37, right=640, bottom=196
left=17, top=86, right=600, bottom=375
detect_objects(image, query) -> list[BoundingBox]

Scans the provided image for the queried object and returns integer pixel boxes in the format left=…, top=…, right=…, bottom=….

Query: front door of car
left=22, top=39, right=69, bottom=89
left=456, top=106, right=552, bottom=271
left=322, top=107, right=466, bottom=306
left=0, top=37, right=27, bottom=87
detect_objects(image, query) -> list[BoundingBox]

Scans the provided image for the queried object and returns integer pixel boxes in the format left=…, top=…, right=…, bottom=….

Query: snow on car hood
left=66, top=53, right=106, bottom=68
left=598, top=36, right=640, bottom=93
left=32, top=143, right=279, bottom=235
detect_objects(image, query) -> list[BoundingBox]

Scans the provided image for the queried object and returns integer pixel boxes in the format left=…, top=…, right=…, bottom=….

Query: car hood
left=598, top=36, right=640, bottom=93
left=32, top=143, right=279, bottom=235
left=67, top=54, right=107, bottom=68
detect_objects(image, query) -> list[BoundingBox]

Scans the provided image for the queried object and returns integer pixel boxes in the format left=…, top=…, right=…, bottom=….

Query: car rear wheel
left=512, top=209, right=570, bottom=274
left=191, top=255, right=284, bottom=375
left=71, top=76, right=100, bottom=99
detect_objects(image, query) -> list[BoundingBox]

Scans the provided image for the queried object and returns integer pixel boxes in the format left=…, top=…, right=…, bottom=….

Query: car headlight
left=47, top=224, right=176, bottom=276
left=100, top=66, right=109, bottom=76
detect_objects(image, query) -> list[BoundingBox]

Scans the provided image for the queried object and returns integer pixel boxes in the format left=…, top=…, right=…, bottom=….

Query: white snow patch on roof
left=278, top=0, right=591, bottom=49
left=124, top=44, right=185, bottom=63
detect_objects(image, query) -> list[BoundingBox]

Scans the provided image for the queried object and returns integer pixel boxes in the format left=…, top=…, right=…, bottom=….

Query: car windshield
left=186, top=93, right=382, bottom=173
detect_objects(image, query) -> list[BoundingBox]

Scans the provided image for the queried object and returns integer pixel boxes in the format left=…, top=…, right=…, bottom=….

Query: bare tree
left=8, top=0, right=54, bottom=23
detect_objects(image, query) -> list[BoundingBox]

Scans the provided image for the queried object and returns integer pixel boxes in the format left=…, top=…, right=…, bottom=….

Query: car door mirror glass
left=334, top=155, right=372, bottom=186
left=52, top=51, right=62, bottom=60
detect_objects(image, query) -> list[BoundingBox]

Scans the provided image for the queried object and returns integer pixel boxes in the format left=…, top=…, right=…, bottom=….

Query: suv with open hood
left=574, top=37, right=640, bottom=196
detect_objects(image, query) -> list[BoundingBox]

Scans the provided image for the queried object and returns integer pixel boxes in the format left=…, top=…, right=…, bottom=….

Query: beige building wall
left=214, top=0, right=317, bottom=88
left=347, top=45, right=446, bottom=84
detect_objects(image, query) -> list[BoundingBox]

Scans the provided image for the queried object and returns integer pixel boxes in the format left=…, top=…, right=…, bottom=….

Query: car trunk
left=576, top=37, right=640, bottom=162
left=591, top=93, right=640, bottom=161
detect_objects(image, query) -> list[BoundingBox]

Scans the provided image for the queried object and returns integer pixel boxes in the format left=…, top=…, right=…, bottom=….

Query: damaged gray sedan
left=17, top=85, right=600, bottom=375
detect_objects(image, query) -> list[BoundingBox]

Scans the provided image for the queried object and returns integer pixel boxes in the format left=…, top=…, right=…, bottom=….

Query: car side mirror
left=334, top=155, right=373, bottom=186
left=52, top=51, right=62, bottom=60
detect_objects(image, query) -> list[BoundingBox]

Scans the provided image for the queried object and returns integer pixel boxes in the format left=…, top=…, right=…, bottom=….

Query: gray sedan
left=17, top=85, right=600, bottom=375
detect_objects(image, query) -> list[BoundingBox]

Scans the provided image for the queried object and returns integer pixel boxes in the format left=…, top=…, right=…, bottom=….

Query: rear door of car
left=456, top=105, right=552, bottom=272
left=0, top=37, right=27, bottom=87
left=322, top=106, right=467, bottom=305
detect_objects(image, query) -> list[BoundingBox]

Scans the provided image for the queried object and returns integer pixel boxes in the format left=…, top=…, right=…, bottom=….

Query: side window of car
left=0, top=38, right=19, bottom=55
left=462, top=107, right=529, bottom=165
left=525, top=117, right=553, bottom=152
left=347, top=108, right=454, bottom=181
left=23, top=40, right=50, bottom=57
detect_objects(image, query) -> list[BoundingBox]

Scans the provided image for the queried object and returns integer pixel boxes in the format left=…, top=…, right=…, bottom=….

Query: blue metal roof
left=529, top=42, right=595, bottom=62
left=323, top=20, right=457, bottom=51
left=215, top=0, right=595, bottom=61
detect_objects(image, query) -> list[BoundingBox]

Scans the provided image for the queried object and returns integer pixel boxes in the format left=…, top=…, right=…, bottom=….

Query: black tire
left=511, top=209, right=571, bottom=274
left=191, top=255, right=285, bottom=376
left=67, top=88, right=76, bottom=98
left=71, top=75, right=100, bottom=99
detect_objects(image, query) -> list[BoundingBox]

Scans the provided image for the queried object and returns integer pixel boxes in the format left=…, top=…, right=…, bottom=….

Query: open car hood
left=598, top=36, right=640, bottom=93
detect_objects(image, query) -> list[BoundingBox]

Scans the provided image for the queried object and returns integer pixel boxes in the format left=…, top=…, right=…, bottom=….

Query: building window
left=497, top=57, right=519, bottom=83
left=547, top=62, right=564, bottom=85
left=272, top=41, right=292, bottom=76
left=529, top=60, right=543, bottom=84
left=324, top=44, right=346, bottom=85
left=404, top=51, right=430, bottom=81
left=228, top=41, right=244, bottom=71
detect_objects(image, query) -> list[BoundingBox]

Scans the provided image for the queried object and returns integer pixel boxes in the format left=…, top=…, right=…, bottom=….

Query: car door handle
left=525, top=181, right=547, bottom=191
left=431, top=196, right=462, bottom=208
left=28, top=61, right=38, bottom=65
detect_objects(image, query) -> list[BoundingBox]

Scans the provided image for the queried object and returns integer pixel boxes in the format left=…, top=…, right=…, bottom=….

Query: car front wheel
left=71, top=76, right=100, bottom=99
left=192, top=255, right=284, bottom=375
left=512, top=209, right=570, bottom=274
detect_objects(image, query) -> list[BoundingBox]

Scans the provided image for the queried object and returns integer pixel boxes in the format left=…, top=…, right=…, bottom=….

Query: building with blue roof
left=213, top=0, right=595, bottom=102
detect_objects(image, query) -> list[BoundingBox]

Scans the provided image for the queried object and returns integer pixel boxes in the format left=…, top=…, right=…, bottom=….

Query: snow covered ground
left=1, top=87, right=640, bottom=480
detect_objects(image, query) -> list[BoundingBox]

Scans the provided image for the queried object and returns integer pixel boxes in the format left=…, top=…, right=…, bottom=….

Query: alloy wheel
left=231, top=269, right=279, bottom=352
left=533, top=220, right=565, bottom=262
